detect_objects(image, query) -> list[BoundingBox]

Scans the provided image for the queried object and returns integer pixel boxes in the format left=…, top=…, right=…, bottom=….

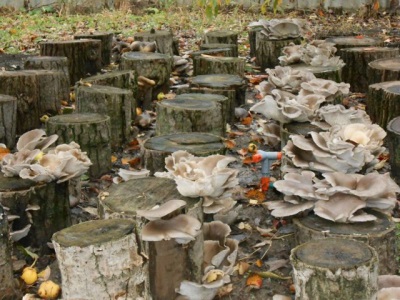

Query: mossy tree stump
left=74, top=32, right=114, bottom=66
left=325, top=36, right=383, bottom=52
left=155, top=98, right=225, bottom=137
left=200, top=43, right=238, bottom=57
left=76, top=85, right=133, bottom=150
left=0, top=95, right=17, bottom=149
left=290, top=238, right=378, bottom=300
left=40, top=39, right=102, bottom=85
left=367, top=81, right=400, bottom=129
left=293, top=211, right=397, bottom=274
left=290, top=63, right=343, bottom=83
left=204, top=30, right=238, bottom=46
left=387, top=117, right=400, bottom=182
left=0, top=205, right=21, bottom=299
left=193, top=56, right=245, bottom=76
left=368, top=57, right=400, bottom=86
left=340, top=47, right=399, bottom=92
left=143, top=132, right=226, bottom=175
left=134, top=30, right=175, bottom=56
left=119, top=52, right=173, bottom=110
left=98, top=177, right=203, bottom=300
left=46, top=113, right=112, bottom=179
left=0, top=174, right=70, bottom=255
left=0, top=70, right=69, bottom=134
left=256, top=35, right=302, bottom=70
left=52, top=219, right=149, bottom=300
left=24, top=56, right=70, bottom=87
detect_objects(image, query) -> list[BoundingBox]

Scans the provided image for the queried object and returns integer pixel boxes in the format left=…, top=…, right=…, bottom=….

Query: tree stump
left=325, top=36, right=383, bottom=52
left=204, top=30, right=238, bottom=46
left=76, top=85, right=133, bottom=150
left=368, top=57, right=400, bottom=86
left=190, top=48, right=234, bottom=60
left=0, top=70, right=69, bottom=134
left=190, top=74, right=247, bottom=109
left=143, top=132, right=226, bottom=175
left=340, top=47, right=399, bottom=92
left=193, top=56, right=245, bottom=76
left=293, top=211, right=397, bottom=274
left=256, top=35, right=302, bottom=70
left=387, top=116, right=400, bottom=182
left=200, top=43, right=238, bottom=57
left=24, top=56, right=70, bottom=87
left=98, top=177, right=203, bottom=300
left=74, top=32, right=114, bottom=66
left=290, top=63, right=343, bottom=83
left=119, top=52, right=173, bottom=110
left=52, top=218, right=149, bottom=300
left=155, top=98, right=225, bottom=137
left=290, top=238, right=378, bottom=300
left=367, top=81, right=400, bottom=129
left=0, top=95, right=17, bottom=149
left=0, top=205, right=21, bottom=300
left=46, top=113, right=112, bottom=179
left=0, top=174, right=70, bottom=254
left=40, top=39, right=102, bottom=85
left=249, top=27, right=262, bottom=58
left=134, top=30, right=175, bottom=56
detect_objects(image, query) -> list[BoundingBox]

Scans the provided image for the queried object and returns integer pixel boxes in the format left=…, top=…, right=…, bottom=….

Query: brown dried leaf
left=246, top=274, right=263, bottom=289
left=238, top=261, right=250, bottom=275
left=224, top=139, right=236, bottom=149
left=246, top=189, right=266, bottom=202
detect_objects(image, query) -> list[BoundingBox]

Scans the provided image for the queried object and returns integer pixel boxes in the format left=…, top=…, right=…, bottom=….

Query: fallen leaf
left=255, top=259, right=263, bottom=268
left=265, top=259, right=288, bottom=272
left=256, top=226, right=274, bottom=237
left=111, top=155, right=118, bottom=163
left=237, top=148, right=248, bottom=157
left=253, top=240, right=272, bottom=248
left=255, top=271, right=291, bottom=280
left=237, top=261, right=250, bottom=275
left=246, top=189, right=266, bottom=202
left=128, top=157, right=141, bottom=168
left=217, top=283, right=233, bottom=297
left=228, top=131, right=245, bottom=138
left=224, top=139, right=236, bottom=149
left=246, top=273, right=263, bottom=289
left=373, top=0, right=379, bottom=11
left=242, top=156, right=253, bottom=164
left=241, top=116, right=253, bottom=126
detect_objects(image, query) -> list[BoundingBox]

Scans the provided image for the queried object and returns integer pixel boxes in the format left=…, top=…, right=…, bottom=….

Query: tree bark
left=367, top=81, right=400, bottom=129
left=98, top=177, right=203, bottom=300
left=340, top=47, right=399, bottom=92
left=290, top=63, right=343, bottom=83
left=53, top=218, right=149, bottom=300
left=256, top=35, right=302, bottom=70
left=0, top=95, right=17, bottom=149
left=193, top=56, right=245, bottom=76
left=0, top=174, right=70, bottom=255
left=325, top=36, right=384, bottom=52
left=200, top=43, right=238, bottom=57
left=24, top=56, right=70, bottom=87
left=143, top=132, right=226, bottom=175
left=46, top=113, right=112, bottom=179
left=204, top=30, right=238, bottom=46
left=290, top=238, right=378, bottom=300
left=367, top=57, right=400, bottom=86
left=293, top=211, right=397, bottom=275
left=76, top=84, right=133, bottom=150
left=156, top=98, right=225, bottom=137
left=190, top=48, right=234, bottom=60
left=40, top=39, right=102, bottom=85
left=74, top=32, right=114, bottom=66
left=249, top=27, right=262, bottom=58
left=134, top=30, right=175, bottom=56
left=387, top=116, right=400, bottom=182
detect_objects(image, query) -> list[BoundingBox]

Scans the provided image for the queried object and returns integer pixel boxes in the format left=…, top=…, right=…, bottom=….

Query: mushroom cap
left=16, top=129, right=58, bottom=151
left=136, top=199, right=187, bottom=220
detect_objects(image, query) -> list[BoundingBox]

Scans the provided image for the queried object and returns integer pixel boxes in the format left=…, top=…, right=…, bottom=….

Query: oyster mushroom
left=16, top=129, right=58, bottom=151
left=299, top=78, right=350, bottom=102
left=136, top=199, right=187, bottom=221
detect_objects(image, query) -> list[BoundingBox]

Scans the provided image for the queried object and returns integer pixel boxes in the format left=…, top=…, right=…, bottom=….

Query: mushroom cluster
left=1, top=129, right=91, bottom=183
left=265, top=171, right=400, bottom=223
left=155, top=151, right=239, bottom=215
left=249, top=18, right=309, bottom=40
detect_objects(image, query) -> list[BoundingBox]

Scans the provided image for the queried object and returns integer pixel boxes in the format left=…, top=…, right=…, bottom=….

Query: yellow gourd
left=38, top=280, right=61, bottom=299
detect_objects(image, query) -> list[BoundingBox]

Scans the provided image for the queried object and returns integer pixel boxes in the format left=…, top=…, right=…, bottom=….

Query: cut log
left=0, top=70, right=69, bottom=134
left=204, top=30, right=238, bottom=46
left=290, top=238, right=378, bottom=300
left=0, top=95, right=17, bottom=149
left=367, top=81, right=400, bottom=129
left=200, top=43, right=238, bottom=57
left=249, top=27, right=262, bottom=58
left=0, top=174, right=70, bottom=255
left=155, top=98, right=225, bottom=137
left=24, top=56, right=70, bottom=87
left=76, top=85, right=133, bottom=150
left=193, top=56, right=245, bottom=76
left=134, top=30, right=175, bottom=56
left=46, top=113, right=112, bottom=179
left=74, top=32, right=114, bottom=66
left=340, top=47, right=399, bottom=92
left=40, top=39, right=102, bottom=85
left=293, top=210, right=397, bottom=275
left=256, top=35, right=302, bottom=70
left=98, top=177, right=203, bottom=300
left=368, top=57, right=400, bottom=86
left=387, top=116, right=400, bottom=182
left=190, top=48, right=234, bottom=60
left=143, top=132, right=226, bottom=174
left=0, top=205, right=22, bottom=300
left=119, top=52, right=173, bottom=110
left=290, top=63, right=343, bottom=83
left=190, top=74, right=247, bottom=109
left=325, top=36, right=384, bottom=52
left=52, top=218, right=149, bottom=300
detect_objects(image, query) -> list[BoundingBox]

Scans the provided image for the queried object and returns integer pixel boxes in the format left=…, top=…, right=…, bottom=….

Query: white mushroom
left=136, top=199, right=187, bottom=221
left=10, top=224, right=31, bottom=242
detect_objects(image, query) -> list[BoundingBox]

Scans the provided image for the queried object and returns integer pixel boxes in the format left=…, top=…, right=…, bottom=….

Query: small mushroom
left=10, top=224, right=31, bottom=242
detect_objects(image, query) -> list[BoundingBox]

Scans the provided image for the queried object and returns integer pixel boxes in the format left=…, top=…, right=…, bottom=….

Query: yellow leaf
left=246, top=273, right=263, bottom=289
left=373, top=0, right=379, bottom=11
left=111, top=155, right=118, bottom=163
left=238, top=261, right=250, bottom=275
left=204, top=269, right=224, bottom=283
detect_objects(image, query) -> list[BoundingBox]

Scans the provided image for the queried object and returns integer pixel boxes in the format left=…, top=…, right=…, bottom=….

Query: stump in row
left=24, top=56, right=70, bottom=87
left=200, top=43, right=238, bottom=57
left=387, top=116, right=400, bottom=182
left=190, top=48, right=234, bottom=60
left=204, top=30, right=238, bottom=46
left=74, top=31, right=114, bottom=66
left=193, top=56, right=245, bottom=76
left=0, top=94, right=17, bottom=149
left=134, top=30, right=176, bottom=56
left=325, top=36, right=383, bottom=52
left=290, top=63, right=343, bottom=83
left=367, top=57, right=400, bottom=86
